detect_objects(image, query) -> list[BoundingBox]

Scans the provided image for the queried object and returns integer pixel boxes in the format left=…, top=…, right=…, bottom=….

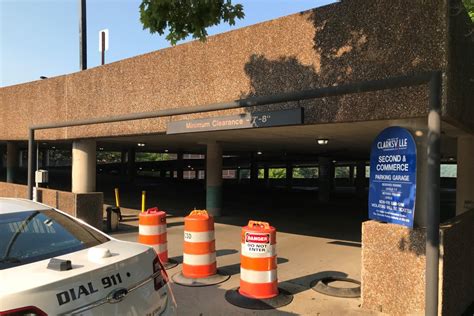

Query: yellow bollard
left=141, top=191, right=146, bottom=213
left=114, top=188, right=120, bottom=208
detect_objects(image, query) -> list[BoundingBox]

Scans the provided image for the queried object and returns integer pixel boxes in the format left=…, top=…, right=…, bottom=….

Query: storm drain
left=310, top=276, right=361, bottom=298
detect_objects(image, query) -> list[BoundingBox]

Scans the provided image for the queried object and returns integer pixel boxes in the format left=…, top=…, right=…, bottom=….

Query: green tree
left=463, top=0, right=474, bottom=21
left=293, top=167, right=319, bottom=179
left=139, top=0, right=244, bottom=45
left=136, top=152, right=171, bottom=162
left=96, top=151, right=122, bottom=164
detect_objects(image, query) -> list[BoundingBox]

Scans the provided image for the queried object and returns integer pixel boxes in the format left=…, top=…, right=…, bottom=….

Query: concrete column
left=206, top=142, right=223, bottom=216
left=286, top=162, right=293, bottom=190
left=6, top=142, right=19, bottom=183
left=349, top=165, right=355, bottom=185
left=318, top=157, right=332, bottom=203
left=120, top=149, right=127, bottom=176
left=263, top=165, right=270, bottom=188
left=414, top=130, right=428, bottom=227
left=236, top=168, right=241, bottom=184
left=0, top=146, right=4, bottom=169
left=329, top=162, right=336, bottom=190
left=40, top=149, right=49, bottom=168
left=127, top=148, right=136, bottom=182
left=18, top=150, right=24, bottom=168
left=177, top=152, right=183, bottom=180
left=72, top=140, right=96, bottom=193
left=355, top=162, right=366, bottom=197
left=250, top=153, right=258, bottom=185
left=0, top=146, right=3, bottom=171
left=160, top=169, right=167, bottom=178
left=456, top=136, right=474, bottom=214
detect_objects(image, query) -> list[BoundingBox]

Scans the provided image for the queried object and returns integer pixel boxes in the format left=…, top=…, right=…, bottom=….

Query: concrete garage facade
left=1, top=0, right=473, bottom=314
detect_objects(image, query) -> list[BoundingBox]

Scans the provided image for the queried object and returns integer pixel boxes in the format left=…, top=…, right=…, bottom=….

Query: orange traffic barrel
left=172, top=210, right=230, bottom=287
left=240, top=220, right=277, bottom=298
left=138, top=207, right=178, bottom=269
left=225, top=220, right=293, bottom=309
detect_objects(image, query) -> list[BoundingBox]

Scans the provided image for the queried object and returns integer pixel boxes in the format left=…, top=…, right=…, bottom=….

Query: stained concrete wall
left=361, top=210, right=474, bottom=315
left=0, top=0, right=454, bottom=141
left=0, top=182, right=103, bottom=229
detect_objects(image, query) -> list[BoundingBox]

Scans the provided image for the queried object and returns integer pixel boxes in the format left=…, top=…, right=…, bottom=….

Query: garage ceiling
left=94, top=118, right=458, bottom=160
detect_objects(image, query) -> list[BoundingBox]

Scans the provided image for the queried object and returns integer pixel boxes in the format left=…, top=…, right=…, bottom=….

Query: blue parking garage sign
left=369, top=127, right=417, bottom=228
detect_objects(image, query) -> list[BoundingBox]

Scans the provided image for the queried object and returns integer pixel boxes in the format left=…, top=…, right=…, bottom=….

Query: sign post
left=368, top=126, right=417, bottom=228
left=99, top=29, right=109, bottom=65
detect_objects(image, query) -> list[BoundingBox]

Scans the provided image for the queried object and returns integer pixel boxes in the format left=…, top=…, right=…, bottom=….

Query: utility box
left=35, top=170, right=49, bottom=184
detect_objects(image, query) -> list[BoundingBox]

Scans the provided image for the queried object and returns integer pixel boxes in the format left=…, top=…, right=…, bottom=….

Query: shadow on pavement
left=170, top=248, right=239, bottom=264
left=280, top=270, right=350, bottom=295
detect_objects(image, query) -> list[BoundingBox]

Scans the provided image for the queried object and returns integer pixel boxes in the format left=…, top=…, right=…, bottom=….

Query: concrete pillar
left=355, top=162, right=366, bottom=197
left=250, top=153, right=258, bottom=185
left=206, top=142, right=223, bottom=216
left=177, top=152, right=183, bottom=180
left=414, top=129, right=428, bottom=227
left=6, top=142, right=19, bottom=183
left=0, top=146, right=4, bottom=169
left=127, top=148, right=136, bottom=182
left=18, top=150, right=24, bottom=168
left=329, top=162, right=336, bottom=190
left=72, top=140, right=96, bottom=193
left=286, top=162, right=293, bottom=190
left=40, top=149, right=49, bottom=168
left=349, top=165, right=355, bottom=185
left=456, top=136, right=474, bottom=214
left=263, top=165, right=271, bottom=188
left=318, top=157, right=332, bottom=203
left=0, top=146, right=3, bottom=172
left=236, top=168, right=241, bottom=184
left=120, top=149, right=127, bottom=176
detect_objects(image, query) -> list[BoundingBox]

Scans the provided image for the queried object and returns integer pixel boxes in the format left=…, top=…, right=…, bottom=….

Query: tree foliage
left=136, top=152, right=172, bottom=162
left=463, top=0, right=474, bottom=21
left=139, top=0, right=244, bottom=45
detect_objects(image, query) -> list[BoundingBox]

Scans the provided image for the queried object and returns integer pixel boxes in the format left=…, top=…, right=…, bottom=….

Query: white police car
left=0, top=198, right=177, bottom=315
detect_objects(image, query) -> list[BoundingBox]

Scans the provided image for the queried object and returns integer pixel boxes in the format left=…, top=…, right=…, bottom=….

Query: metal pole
left=101, top=31, right=105, bottom=65
left=425, top=71, right=442, bottom=316
left=27, top=129, right=36, bottom=200
left=79, top=0, right=87, bottom=70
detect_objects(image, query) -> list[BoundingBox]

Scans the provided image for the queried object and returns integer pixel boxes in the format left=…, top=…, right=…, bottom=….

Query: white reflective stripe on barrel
left=240, top=267, right=277, bottom=283
left=183, top=253, right=216, bottom=265
left=139, top=224, right=166, bottom=235
left=241, top=244, right=276, bottom=258
left=184, top=231, right=215, bottom=243
left=150, top=243, right=167, bottom=254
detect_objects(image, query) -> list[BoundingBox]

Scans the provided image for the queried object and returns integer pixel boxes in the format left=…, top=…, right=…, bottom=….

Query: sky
left=0, top=0, right=336, bottom=87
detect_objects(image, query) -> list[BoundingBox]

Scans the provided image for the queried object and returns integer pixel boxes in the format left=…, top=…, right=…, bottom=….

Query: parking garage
left=1, top=1, right=473, bottom=314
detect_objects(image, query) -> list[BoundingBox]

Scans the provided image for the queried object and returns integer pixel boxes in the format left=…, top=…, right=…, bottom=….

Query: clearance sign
left=166, top=108, right=303, bottom=134
left=369, top=127, right=417, bottom=228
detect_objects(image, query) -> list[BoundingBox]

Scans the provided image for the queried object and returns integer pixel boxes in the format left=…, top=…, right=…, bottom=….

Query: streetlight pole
left=79, top=0, right=87, bottom=70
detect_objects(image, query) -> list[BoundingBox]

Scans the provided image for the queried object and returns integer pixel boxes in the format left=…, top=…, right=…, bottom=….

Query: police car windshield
left=0, top=209, right=108, bottom=269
